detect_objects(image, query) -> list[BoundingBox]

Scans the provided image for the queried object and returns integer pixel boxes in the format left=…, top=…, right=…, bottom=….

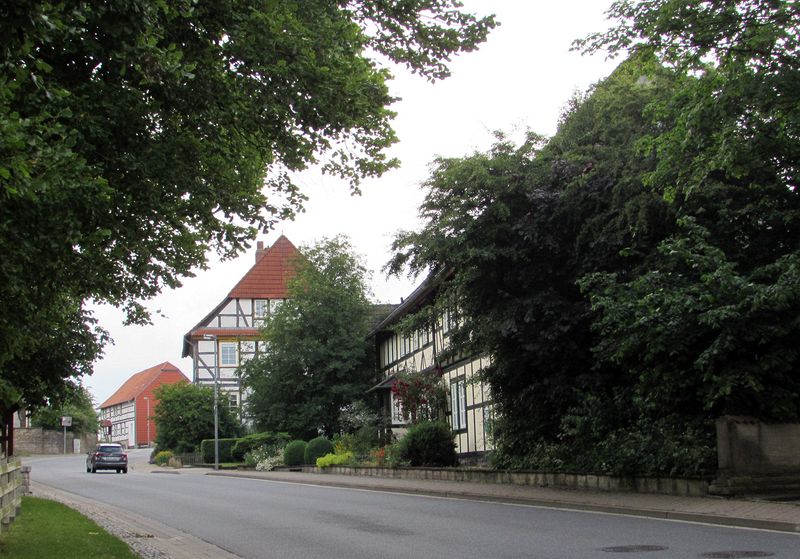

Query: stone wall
left=294, top=465, right=710, bottom=497
left=14, top=428, right=97, bottom=455
left=716, top=416, right=800, bottom=475
left=711, top=416, right=800, bottom=495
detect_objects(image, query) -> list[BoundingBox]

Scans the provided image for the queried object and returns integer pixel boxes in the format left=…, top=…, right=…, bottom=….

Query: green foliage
left=153, top=383, right=239, bottom=452
left=389, top=57, right=682, bottom=472
left=232, top=432, right=291, bottom=461
left=0, top=0, right=495, bottom=418
left=305, top=437, right=334, bottom=465
left=201, top=438, right=238, bottom=464
left=395, top=421, right=458, bottom=467
left=30, top=385, right=98, bottom=436
left=240, top=236, right=379, bottom=438
left=336, top=400, right=389, bottom=456
left=390, top=1, right=800, bottom=476
left=391, top=369, right=448, bottom=424
left=249, top=445, right=286, bottom=471
left=153, top=451, right=174, bottom=467
left=316, top=452, right=355, bottom=468
left=283, top=440, right=308, bottom=467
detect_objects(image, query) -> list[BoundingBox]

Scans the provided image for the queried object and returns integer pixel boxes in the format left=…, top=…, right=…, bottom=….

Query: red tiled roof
left=227, top=235, right=299, bottom=299
left=99, top=361, right=188, bottom=409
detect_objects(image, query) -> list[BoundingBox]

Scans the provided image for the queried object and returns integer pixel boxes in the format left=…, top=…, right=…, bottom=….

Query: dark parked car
left=86, top=443, right=128, bottom=473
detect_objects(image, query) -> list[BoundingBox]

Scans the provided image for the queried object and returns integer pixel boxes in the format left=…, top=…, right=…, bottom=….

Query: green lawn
left=0, top=496, right=138, bottom=559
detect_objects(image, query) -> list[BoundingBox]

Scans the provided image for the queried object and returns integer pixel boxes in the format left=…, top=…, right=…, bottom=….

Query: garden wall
left=710, top=416, right=800, bottom=495
left=297, top=465, right=710, bottom=497
left=14, top=427, right=97, bottom=455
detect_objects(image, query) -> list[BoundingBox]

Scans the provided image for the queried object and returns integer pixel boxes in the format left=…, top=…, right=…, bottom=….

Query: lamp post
left=143, top=396, right=151, bottom=447
left=202, top=334, right=220, bottom=470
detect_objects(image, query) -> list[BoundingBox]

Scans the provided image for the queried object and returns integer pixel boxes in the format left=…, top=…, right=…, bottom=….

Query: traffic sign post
left=61, top=416, right=72, bottom=454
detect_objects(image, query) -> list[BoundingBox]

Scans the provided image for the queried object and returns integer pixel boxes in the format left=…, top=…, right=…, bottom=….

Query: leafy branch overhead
left=0, top=1, right=495, bottom=413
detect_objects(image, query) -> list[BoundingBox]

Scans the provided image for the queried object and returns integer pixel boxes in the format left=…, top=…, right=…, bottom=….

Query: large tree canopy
left=0, top=1, right=495, bottom=415
left=390, top=0, right=799, bottom=476
left=239, top=236, right=376, bottom=440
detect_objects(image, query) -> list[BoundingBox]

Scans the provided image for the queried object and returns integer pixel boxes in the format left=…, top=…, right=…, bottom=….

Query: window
left=254, top=299, right=269, bottom=319
left=450, top=379, right=467, bottom=431
left=391, top=393, right=406, bottom=424
left=228, top=393, right=238, bottom=408
left=220, top=342, right=238, bottom=366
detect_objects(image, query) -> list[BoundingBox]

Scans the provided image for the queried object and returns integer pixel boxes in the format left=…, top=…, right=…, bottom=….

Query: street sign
left=61, top=416, right=72, bottom=427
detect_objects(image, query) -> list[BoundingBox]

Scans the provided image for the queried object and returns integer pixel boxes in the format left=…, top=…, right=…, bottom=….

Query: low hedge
left=316, top=452, right=354, bottom=468
left=200, top=438, right=237, bottom=464
left=232, top=432, right=291, bottom=461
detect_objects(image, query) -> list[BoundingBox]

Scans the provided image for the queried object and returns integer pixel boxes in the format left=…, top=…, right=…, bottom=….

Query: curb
left=208, top=471, right=800, bottom=534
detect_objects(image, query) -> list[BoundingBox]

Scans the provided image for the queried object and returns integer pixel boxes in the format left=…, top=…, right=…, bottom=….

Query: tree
left=240, top=236, right=376, bottom=439
left=0, top=1, right=496, bottom=420
left=30, top=385, right=98, bottom=436
left=153, top=382, right=239, bottom=453
left=574, top=0, right=800, bottom=425
left=389, top=1, right=800, bottom=475
left=388, top=57, right=717, bottom=475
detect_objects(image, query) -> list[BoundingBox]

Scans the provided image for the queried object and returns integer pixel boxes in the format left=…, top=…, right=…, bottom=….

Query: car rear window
left=98, top=445, right=124, bottom=454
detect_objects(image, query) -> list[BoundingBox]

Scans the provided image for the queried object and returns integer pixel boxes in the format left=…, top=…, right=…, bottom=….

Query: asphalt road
left=24, top=450, right=800, bottom=559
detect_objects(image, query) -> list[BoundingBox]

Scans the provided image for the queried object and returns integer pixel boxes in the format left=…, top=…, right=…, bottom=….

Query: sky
left=85, top=0, right=622, bottom=405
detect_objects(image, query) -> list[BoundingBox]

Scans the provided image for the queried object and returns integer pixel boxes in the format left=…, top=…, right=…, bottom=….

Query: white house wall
left=191, top=298, right=286, bottom=411
left=377, top=316, right=493, bottom=457
left=100, top=400, right=136, bottom=448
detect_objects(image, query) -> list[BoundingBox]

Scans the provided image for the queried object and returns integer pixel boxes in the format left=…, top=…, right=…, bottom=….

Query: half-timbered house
left=369, top=276, right=494, bottom=461
left=181, top=236, right=300, bottom=415
left=99, top=361, right=189, bottom=448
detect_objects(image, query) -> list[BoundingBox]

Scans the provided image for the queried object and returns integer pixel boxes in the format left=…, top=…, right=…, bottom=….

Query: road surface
left=23, top=450, right=800, bottom=559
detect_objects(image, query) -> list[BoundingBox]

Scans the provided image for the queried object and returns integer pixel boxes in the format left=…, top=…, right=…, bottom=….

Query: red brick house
left=99, top=362, right=189, bottom=448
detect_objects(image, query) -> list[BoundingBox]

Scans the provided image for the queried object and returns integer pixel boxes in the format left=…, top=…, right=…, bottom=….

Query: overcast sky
left=86, top=0, right=622, bottom=405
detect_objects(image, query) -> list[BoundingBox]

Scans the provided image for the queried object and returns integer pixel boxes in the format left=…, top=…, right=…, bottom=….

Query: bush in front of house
left=283, top=440, right=308, bottom=466
left=247, top=445, right=285, bottom=471
left=154, top=450, right=174, bottom=466
left=304, top=436, right=333, bottom=465
left=232, top=431, right=291, bottom=461
left=396, top=421, right=458, bottom=467
left=316, top=452, right=355, bottom=468
left=201, top=438, right=237, bottom=464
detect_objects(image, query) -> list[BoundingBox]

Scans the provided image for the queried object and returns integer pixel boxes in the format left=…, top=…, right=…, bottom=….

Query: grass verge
left=0, top=496, right=138, bottom=559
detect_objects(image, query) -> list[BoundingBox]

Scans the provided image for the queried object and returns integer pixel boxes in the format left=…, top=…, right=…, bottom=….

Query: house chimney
left=256, top=241, right=266, bottom=262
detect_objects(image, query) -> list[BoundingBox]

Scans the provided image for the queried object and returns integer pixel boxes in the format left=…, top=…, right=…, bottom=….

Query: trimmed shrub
left=252, top=445, right=285, bottom=471
left=232, top=432, right=291, bottom=461
left=201, top=438, right=237, bottom=464
left=316, top=452, right=354, bottom=468
left=304, top=436, right=333, bottom=465
left=396, top=421, right=458, bottom=467
left=154, top=450, right=174, bottom=466
left=283, top=440, right=308, bottom=466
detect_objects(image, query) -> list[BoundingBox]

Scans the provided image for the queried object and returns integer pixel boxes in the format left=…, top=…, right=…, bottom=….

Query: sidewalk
left=208, top=468, right=800, bottom=533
